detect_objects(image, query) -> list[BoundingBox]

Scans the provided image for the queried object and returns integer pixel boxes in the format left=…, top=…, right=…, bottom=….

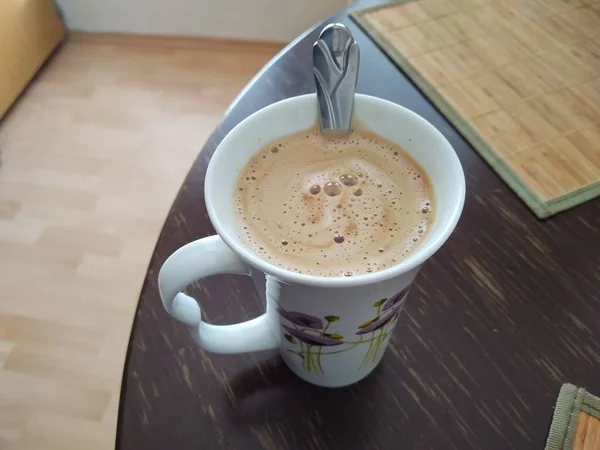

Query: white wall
left=55, top=0, right=349, bottom=43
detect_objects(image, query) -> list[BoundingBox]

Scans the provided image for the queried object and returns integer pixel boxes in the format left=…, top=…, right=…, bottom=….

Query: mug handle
left=158, top=235, right=278, bottom=353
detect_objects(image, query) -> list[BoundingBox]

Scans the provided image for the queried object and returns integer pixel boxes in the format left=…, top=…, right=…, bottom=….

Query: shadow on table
left=226, top=355, right=405, bottom=448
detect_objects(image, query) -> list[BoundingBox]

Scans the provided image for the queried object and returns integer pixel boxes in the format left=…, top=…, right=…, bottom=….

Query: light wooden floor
left=0, top=32, right=281, bottom=450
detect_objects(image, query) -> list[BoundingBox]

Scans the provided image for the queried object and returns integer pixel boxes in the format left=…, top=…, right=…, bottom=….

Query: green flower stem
left=360, top=335, right=374, bottom=369
left=362, top=325, right=387, bottom=367
left=371, top=319, right=395, bottom=364
left=295, top=335, right=372, bottom=359
left=374, top=329, right=384, bottom=363
left=308, top=345, right=319, bottom=373
left=359, top=305, right=382, bottom=368
left=317, top=345, right=324, bottom=373
left=317, top=323, right=331, bottom=374
left=359, top=337, right=371, bottom=369
left=290, top=322, right=307, bottom=369
left=364, top=311, right=401, bottom=366
left=369, top=332, right=378, bottom=363
left=302, top=346, right=307, bottom=370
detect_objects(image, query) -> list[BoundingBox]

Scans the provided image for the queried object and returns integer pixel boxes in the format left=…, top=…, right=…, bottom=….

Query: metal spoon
left=313, top=23, right=360, bottom=136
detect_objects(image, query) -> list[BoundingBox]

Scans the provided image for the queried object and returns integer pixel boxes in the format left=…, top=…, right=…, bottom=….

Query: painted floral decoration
left=278, top=285, right=411, bottom=374
left=356, top=285, right=410, bottom=368
left=278, top=307, right=344, bottom=374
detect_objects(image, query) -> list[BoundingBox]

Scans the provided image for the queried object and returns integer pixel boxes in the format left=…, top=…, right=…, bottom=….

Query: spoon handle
left=313, top=23, right=360, bottom=136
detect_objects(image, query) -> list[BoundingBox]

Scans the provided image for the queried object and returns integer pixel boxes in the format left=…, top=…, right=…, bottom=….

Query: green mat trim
left=546, top=384, right=600, bottom=450
left=350, top=1, right=600, bottom=219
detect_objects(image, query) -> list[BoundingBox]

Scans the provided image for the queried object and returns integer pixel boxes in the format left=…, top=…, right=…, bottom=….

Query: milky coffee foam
left=233, top=124, right=435, bottom=277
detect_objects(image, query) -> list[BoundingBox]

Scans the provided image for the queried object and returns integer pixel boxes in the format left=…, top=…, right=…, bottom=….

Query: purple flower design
left=356, top=286, right=411, bottom=336
left=356, top=309, right=397, bottom=335
left=382, top=285, right=411, bottom=311
left=277, top=308, right=324, bottom=329
left=282, top=325, right=343, bottom=346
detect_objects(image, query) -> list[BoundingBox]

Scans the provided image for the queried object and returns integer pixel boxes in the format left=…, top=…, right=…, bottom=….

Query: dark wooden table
left=116, top=2, right=600, bottom=449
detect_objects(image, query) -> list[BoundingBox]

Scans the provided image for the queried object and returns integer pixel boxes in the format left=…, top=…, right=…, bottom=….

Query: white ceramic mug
left=158, top=94, right=465, bottom=388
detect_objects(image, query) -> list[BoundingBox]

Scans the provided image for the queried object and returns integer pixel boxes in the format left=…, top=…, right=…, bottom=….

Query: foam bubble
left=339, top=174, right=358, bottom=186
left=324, top=181, right=343, bottom=196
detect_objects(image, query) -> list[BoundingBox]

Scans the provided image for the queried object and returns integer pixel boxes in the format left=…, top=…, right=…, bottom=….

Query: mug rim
left=206, top=94, right=465, bottom=288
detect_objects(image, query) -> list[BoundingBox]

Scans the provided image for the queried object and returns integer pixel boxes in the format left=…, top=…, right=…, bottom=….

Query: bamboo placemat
left=546, top=384, right=600, bottom=450
left=352, top=0, right=600, bottom=218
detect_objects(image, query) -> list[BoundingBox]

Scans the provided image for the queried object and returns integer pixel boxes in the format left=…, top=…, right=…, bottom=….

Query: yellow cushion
left=0, top=0, right=65, bottom=119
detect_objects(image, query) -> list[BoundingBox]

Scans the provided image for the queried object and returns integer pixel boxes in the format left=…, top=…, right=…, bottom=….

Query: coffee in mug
left=234, top=124, right=434, bottom=277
